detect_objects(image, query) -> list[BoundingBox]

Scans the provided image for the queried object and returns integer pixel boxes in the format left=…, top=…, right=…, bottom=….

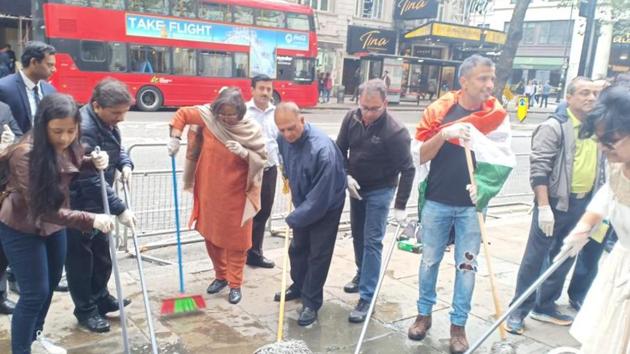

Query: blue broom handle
left=171, top=156, right=185, bottom=294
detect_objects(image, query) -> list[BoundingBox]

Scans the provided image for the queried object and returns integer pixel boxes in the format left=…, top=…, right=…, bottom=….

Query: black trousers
left=65, top=229, right=112, bottom=320
left=0, top=243, right=7, bottom=299
left=289, top=205, right=344, bottom=311
left=249, top=166, right=277, bottom=259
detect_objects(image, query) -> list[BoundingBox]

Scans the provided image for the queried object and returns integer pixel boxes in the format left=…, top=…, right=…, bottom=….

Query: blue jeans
left=417, top=200, right=481, bottom=326
left=350, top=187, right=395, bottom=302
left=0, top=222, right=66, bottom=354
left=509, top=195, right=590, bottom=320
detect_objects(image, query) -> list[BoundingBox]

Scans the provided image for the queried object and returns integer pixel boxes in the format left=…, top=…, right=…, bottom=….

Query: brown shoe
left=449, top=324, right=469, bottom=354
left=408, top=314, right=432, bottom=340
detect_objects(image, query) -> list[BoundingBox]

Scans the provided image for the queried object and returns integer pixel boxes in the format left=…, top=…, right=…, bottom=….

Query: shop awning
left=404, top=21, right=506, bottom=46
left=512, top=57, right=565, bottom=70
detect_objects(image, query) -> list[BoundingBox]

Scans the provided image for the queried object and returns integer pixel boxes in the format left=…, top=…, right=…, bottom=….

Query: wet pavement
left=0, top=214, right=582, bottom=354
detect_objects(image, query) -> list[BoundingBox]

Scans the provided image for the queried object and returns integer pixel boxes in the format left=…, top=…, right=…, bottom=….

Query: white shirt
left=245, top=100, right=279, bottom=168
left=19, top=70, right=42, bottom=120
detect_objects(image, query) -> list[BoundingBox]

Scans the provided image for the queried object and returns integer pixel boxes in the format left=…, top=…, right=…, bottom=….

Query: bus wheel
left=272, top=91, right=281, bottom=105
left=136, top=86, right=163, bottom=112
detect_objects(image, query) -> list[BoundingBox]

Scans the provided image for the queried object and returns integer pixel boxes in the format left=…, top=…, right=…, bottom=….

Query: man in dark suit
left=0, top=41, right=57, bottom=133
left=0, top=41, right=58, bottom=297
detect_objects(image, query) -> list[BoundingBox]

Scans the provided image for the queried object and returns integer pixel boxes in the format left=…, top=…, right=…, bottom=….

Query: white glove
left=1, top=124, right=15, bottom=145
left=117, top=209, right=137, bottom=229
left=394, top=208, right=407, bottom=224
left=347, top=175, right=362, bottom=200
left=225, top=140, right=248, bottom=159
left=466, top=184, right=477, bottom=205
left=537, top=205, right=555, bottom=237
left=121, top=166, right=132, bottom=184
left=167, top=137, right=181, bottom=156
left=93, top=214, right=115, bottom=233
left=441, top=123, right=472, bottom=141
left=91, top=150, right=109, bottom=170
left=556, top=222, right=591, bottom=261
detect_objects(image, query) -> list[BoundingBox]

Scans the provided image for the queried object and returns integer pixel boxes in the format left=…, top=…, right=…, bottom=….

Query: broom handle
left=171, top=156, right=185, bottom=294
left=277, top=195, right=293, bottom=342
left=464, top=147, right=507, bottom=340
left=96, top=147, right=130, bottom=353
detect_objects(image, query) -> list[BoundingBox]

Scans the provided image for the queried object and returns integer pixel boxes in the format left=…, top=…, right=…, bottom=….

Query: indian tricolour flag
left=412, top=92, right=516, bottom=214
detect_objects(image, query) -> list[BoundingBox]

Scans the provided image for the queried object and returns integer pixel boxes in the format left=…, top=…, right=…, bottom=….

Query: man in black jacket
left=66, top=78, right=135, bottom=333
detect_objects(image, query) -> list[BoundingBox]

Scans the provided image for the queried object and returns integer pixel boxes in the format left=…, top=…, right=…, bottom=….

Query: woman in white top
left=559, top=84, right=630, bottom=354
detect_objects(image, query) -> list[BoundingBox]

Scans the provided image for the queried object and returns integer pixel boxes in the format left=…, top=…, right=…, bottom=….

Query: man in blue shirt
left=274, top=102, right=346, bottom=326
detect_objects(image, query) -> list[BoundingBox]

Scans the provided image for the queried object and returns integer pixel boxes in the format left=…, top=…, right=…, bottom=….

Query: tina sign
left=347, top=25, right=396, bottom=54
left=394, top=0, right=439, bottom=20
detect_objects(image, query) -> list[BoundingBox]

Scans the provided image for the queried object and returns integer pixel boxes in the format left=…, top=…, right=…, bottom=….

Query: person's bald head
left=275, top=102, right=305, bottom=143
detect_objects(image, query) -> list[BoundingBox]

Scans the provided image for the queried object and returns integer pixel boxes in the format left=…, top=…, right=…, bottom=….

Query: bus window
left=56, top=0, right=89, bottom=5
left=80, top=41, right=106, bottom=62
left=199, top=3, right=231, bottom=22
left=286, top=13, right=310, bottom=31
left=255, top=9, right=285, bottom=29
left=173, top=48, right=196, bottom=76
left=130, top=45, right=170, bottom=74
left=234, top=53, right=248, bottom=78
left=233, top=6, right=254, bottom=25
left=171, top=0, right=196, bottom=18
left=90, top=0, right=124, bottom=10
left=108, top=42, right=127, bottom=72
left=128, top=0, right=168, bottom=15
left=199, top=51, right=233, bottom=77
left=294, top=58, right=314, bottom=82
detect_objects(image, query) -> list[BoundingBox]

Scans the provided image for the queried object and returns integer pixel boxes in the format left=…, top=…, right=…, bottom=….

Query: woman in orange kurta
left=168, top=88, right=267, bottom=304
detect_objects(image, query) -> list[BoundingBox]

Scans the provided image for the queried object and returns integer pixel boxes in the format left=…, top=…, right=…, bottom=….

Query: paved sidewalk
left=0, top=215, right=582, bottom=354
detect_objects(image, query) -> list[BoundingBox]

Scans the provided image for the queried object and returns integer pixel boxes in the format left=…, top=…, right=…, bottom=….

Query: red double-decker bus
left=33, top=0, right=319, bottom=111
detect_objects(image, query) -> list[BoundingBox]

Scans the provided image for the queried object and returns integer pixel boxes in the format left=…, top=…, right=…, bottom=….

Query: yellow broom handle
left=464, top=147, right=508, bottom=340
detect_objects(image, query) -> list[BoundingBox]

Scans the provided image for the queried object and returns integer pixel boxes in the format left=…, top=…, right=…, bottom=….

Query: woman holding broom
left=167, top=88, right=267, bottom=305
left=558, top=83, right=630, bottom=353
left=0, top=93, right=113, bottom=354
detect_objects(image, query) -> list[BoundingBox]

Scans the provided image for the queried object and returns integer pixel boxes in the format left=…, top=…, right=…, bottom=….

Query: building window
left=199, top=51, right=233, bottom=77
left=130, top=45, right=170, bottom=73
left=170, top=0, right=196, bottom=18
left=199, top=3, right=231, bottom=22
left=173, top=48, right=196, bottom=75
left=356, top=0, right=383, bottom=19
left=301, top=0, right=329, bottom=11
left=505, top=21, right=573, bottom=45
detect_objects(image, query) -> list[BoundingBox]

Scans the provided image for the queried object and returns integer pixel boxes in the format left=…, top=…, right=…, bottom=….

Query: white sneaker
left=32, top=331, right=67, bottom=354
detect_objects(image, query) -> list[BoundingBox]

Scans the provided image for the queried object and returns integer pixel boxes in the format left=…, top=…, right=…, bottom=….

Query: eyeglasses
left=218, top=112, right=239, bottom=119
left=359, top=105, right=385, bottom=114
left=596, top=135, right=628, bottom=150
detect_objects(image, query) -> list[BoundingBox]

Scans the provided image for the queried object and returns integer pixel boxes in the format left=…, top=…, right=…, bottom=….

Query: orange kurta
left=171, top=107, right=253, bottom=251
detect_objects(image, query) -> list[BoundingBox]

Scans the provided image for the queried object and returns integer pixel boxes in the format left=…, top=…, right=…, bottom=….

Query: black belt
left=570, top=191, right=591, bottom=199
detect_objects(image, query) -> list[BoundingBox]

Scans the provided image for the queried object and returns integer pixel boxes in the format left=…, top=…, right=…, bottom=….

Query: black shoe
left=246, top=255, right=275, bottom=269
left=78, top=314, right=110, bottom=333
left=348, top=299, right=371, bottom=323
left=298, top=306, right=317, bottom=326
left=55, top=276, right=68, bottom=292
left=0, top=298, right=16, bottom=315
left=343, top=274, right=360, bottom=294
left=569, top=299, right=582, bottom=312
left=206, top=279, right=228, bottom=294
left=98, top=295, right=131, bottom=316
left=274, top=287, right=301, bottom=302
left=228, top=288, right=242, bottom=304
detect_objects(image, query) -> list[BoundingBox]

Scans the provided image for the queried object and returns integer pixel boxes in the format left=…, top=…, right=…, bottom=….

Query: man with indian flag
left=407, top=55, right=515, bottom=354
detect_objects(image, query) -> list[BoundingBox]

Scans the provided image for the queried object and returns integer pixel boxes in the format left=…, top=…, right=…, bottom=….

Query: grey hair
left=90, top=78, right=132, bottom=108
left=458, top=54, right=495, bottom=78
left=567, top=76, right=593, bottom=95
left=275, top=101, right=301, bottom=118
left=358, top=79, right=387, bottom=101
left=211, top=87, right=246, bottom=120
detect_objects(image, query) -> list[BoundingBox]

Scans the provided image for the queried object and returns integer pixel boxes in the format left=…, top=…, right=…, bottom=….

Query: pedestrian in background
left=524, top=80, right=535, bottom=108
left=65, top=78, right=136, bottom=333
left=168, top=88, right=267, bottom=305
left=317, top=72, right=325, bottom=104
left=324, top=72, right=333, bottom=103
left=336, top=79, right=415, bottom=323
left=540, top=81, right=552, bottom=108
left=505, top=76, right=605, bottom=335
left=0, top=93, right=112, bottom=354
left=274, top=102, right=346, bottom=326
left=245, top=75, right=278, bottom=269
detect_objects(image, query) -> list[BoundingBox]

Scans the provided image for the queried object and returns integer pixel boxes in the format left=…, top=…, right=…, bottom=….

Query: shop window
left=256, top=9, right=285, bottom=28
left=199, top=3, right=231, bottom=22
left=173, top=48, right=196, bottom=75
left=80, top=41, right=106, bottom=62
left=234, top=53, right=249, bottom=78
left=171, top=0, right=196, bottom=18
left=356, top=0, right=383, bottom=19
left=233, top=6, right=255, bottom=25
left=130, top=45, right=170, bottom=73
left=199, top=51, right=233, bottom=77
left=127, top=0, right=168, bottom=15
left=108, top=42, right=127, bottom=72
left=287, top=13, right=310, bottom=31
left=301, top=0, right=328, bottom=11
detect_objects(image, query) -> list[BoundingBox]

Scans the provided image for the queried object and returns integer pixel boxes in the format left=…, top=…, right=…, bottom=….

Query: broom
left=160, top=155, right=206, bottom=316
